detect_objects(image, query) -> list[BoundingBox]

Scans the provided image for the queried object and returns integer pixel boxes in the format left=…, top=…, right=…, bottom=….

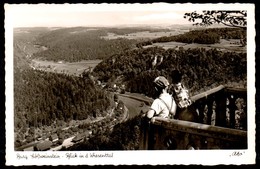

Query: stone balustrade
left=139, top=85, right=247, bottom=150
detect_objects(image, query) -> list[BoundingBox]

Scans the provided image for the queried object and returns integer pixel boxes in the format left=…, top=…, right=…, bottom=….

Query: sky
left=5, top=3, right=195, bottom=27
left=5, top=3, right=253, bottom=27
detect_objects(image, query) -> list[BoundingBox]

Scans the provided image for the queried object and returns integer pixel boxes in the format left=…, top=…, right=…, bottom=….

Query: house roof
left=35, top=140, right=52, bottom=151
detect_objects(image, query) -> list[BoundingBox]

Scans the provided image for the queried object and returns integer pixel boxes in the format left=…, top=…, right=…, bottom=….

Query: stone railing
left=139, top=85, right=247, bottom=150
left=191, top=85, right=247, bottom=130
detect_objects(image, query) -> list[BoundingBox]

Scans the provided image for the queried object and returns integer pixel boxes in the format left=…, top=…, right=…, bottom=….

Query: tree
left=184, top=10, right=247, bottom=46
left=184, top=11, right=247, bottom=29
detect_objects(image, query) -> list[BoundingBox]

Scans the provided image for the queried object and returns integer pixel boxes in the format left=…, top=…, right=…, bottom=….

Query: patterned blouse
left=171, top=82, right=192, bottom=108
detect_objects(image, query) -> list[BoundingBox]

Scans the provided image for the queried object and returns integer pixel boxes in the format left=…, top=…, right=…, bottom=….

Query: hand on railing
left=140, top=110, right=151, bottom=125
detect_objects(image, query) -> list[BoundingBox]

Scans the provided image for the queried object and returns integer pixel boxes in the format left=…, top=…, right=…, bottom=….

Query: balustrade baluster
left=197, top=100, right=205, bottom=123
left=227, top=94, right=236, bottom=129
left=206, top=98, right=213, bottom=125
left=215, top=90, right=227, bottom=127
left=243, top=97, right=247, bottom=130
left=139, top=117, right=149, bottom=150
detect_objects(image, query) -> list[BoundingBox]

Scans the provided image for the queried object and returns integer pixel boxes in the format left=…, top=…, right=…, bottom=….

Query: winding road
left=117, top=93, right=153, bottom=119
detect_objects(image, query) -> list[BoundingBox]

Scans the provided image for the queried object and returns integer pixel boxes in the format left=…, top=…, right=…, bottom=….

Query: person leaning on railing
left=142, top=75, right=198, bottom=150
left=169, top=70, right=199, bottom=122
left=146, top=76, right=177, bottom=119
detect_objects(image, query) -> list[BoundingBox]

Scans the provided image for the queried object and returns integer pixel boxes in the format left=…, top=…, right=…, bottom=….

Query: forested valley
left=13, top=26, right=247, bottom=150
left=13, top=28, right=112, bottom=148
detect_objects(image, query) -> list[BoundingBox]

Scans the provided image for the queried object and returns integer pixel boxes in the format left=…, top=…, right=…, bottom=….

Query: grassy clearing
left=144, top=39, right=246, bottom=52
left=31, top=59, right=102, bottom=76
left=102, top=30, right=189, bottom=40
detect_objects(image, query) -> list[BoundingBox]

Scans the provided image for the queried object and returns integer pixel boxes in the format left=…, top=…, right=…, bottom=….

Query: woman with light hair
left=146, top=76, right=177, bottom=119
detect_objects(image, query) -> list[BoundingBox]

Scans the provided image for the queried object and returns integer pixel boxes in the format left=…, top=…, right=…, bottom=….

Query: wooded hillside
left=31, top=27, right=170, bottom=62
left=14, top=69, right=111, bottom=128
left=93, top=47, right=246, bottom=97
left=137, top=28, right=246, bottom=47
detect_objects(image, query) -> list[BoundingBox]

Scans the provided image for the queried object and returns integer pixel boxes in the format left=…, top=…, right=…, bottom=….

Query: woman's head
left=153, top=76, right=169, bottom=92
left=171, top=70, right=182, bottom=84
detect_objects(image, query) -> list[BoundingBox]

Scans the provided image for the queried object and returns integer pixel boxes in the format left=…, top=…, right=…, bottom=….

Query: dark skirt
left=174, top=105, right=199, bottom=122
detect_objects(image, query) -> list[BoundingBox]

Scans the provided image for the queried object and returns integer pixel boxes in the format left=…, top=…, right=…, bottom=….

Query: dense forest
left=136, top=28, right=246, bottom=47
left=93, top=46, right=246, bottom=97
left=13, top=67, right=113, bottom=147
left=14, top=69, right=111, bottom=127
left=30, top=27, right=170, bottom=62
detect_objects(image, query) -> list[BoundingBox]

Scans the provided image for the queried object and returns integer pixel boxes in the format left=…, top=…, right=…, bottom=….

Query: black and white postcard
left=5, top=3, right=256, bottom=165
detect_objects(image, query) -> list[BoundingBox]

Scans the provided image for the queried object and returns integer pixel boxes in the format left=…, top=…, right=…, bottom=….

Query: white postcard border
left=5, top=3, right=256, bottom=166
